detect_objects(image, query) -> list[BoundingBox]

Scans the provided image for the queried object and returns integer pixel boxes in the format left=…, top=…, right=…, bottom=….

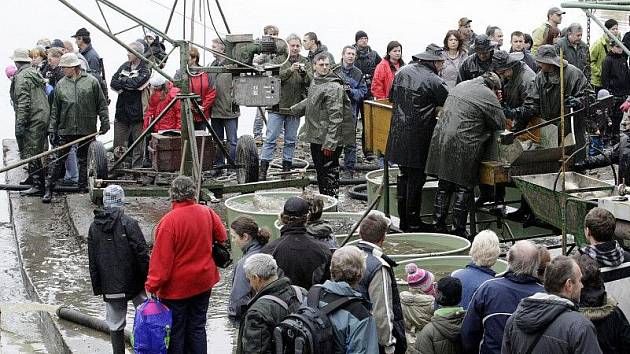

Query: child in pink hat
left=399, top=263, right=437, bottom=347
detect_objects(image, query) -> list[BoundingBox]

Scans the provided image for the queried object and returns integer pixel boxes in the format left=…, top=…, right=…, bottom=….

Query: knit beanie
left=605, top=19, right=618, bottom=30
left=5, top=65, right=17, bottom=79
left=103, top=185, right=125, bottom=208
left=405, top=263, right=435, bottom=295
left=355, top=30, right=368, bottom=42
left=435, top=276, right=462, bottom=307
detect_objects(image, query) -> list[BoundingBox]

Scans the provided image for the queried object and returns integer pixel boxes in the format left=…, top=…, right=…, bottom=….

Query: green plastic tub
left=275, top=212, right=363, bottom=245
left=348, top=233, right=471, bottom=261
left=365, top=168, right=438, bottom=219
left=394, top=255, right=509, bottom=288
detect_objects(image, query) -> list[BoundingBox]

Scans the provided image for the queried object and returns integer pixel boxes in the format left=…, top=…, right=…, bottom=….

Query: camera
left=298, top=63, right=306, bottom=73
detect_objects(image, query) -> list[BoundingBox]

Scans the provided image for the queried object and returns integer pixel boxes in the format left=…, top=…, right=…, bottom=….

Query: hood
left=16, top=65, right=46, bottom=88
left=92, top=208, right=124, bottom=233
left=400, top=290, right=434, bottom=306
left=314, top=73, right=344, bottom=85
left=306, top=220, right=334, bottom=240
left=432, top=308, right=466, bottom=341
left=580, top=296, right=618, bottom=321
left=251, top=277, right=292, bottom=304
left=579, top=285, right=607, bottom=308
left=513, top=293, right=577, bottom=333
left=321, top=280, right=363, bottom=297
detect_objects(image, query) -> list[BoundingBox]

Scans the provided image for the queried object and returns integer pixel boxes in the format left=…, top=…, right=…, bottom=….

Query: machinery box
left=148, top=131, right=216, bottom=172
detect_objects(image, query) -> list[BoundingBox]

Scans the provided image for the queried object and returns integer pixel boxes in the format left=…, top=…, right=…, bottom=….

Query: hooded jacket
left=591, top=34, right=618, bottom=87
left=400, top=290, right=435, bottom=334
left=228, top=240, right=264, bottom=320
left=579, top=293, right=630, bottom=354
left=425, top=76, right=506, bottom=188
left=306, top=219, right=338, bottom=250
left=460, top=271, right=543, bottom=354
left=87, top=208, right=149, bottom=302
left=308, top=43, right=333, bottom=64
left=502, top=292, right=602, bottom=354
left=386, top=61, right=449, bottom=170
left=415, top=307, right=466, bottom=354
left=457, top=53, right=493, bottom=84
left=353, top=45, right=381, bottom=79
left=143, top=82, right=181, bottom=131
left=11, top=65, right=49, bottom=157
left=290, top=73, right=355, bottom=151
left=601, top=51, right=630, bottom=97
left=371, top=58, right=401, bottom=99
left=502, top=62, right=536, bottom=109
left=270, top=54, right=312, bottom=114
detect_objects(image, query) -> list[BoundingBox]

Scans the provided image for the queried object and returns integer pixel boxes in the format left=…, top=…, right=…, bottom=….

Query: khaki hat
left=492, top=50, right=519, bottom=71
left=535, top=44, right=567, bottom=67
left=547, top=7, right=566, bottom=17
left=458, top=17, right=472, bottom=27
left=59, top=53, right=81, bottom=68
left=11, top=48, right=32, bottom=63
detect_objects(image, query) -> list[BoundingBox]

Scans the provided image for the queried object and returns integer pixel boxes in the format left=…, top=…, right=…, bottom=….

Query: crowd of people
left=9, top=3, right=630, bottom=354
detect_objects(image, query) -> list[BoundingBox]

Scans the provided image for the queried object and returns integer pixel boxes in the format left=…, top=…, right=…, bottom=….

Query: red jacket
left=143, top=83, right=182, bottom=131
left=145, top=200, right=227, bottom=300
left=371, top=58, right=400, bottom=100
left=189, top=72, right=216, bottom=122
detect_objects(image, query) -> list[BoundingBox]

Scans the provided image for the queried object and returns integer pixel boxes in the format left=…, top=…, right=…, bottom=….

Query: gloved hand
left=322, top=147, right=334, bottom=157
left=14, top=124, right=25, bottom=139
left=565, top=96, right=582, bottom=109
left=620, top=99, right=630, bottom=113
left=48, top=132, right=60, bottom=146
left=45, top=83, right=54, bottom=97
left=99, top=124, right=110, bottom=135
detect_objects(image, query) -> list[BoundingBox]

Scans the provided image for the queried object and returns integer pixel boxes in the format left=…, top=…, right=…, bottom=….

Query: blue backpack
left=132, top=298, right=172, bottom=353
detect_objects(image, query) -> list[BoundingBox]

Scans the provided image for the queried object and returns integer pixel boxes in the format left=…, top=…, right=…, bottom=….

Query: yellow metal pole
left=560, top=47, right=567, bottom=255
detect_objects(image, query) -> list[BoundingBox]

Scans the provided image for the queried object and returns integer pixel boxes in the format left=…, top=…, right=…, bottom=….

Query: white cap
left=59, top=53, right=81, bottom=67
left=145, top=31, right=156, bottom=39
left=149, top=74, right=167, bottom=87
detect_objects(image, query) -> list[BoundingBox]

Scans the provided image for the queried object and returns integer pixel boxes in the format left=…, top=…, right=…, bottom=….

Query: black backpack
left=272, top=285, right=368, bottom=354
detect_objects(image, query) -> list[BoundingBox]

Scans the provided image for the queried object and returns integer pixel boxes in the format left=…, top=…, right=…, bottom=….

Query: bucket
left=365, top=168, right=437, bottom=219
left=394, top=255, right=508, bottom=289
left=275, top=212, right=363, bottom=245
left=348, top=233, right=470, bottom=261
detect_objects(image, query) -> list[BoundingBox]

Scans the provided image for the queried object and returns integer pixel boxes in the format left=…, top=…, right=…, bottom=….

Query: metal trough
left=513, top=172, right=614, bottom=246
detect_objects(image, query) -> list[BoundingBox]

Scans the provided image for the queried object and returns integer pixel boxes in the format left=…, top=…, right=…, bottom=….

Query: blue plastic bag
left=132, top=298, right=172, bottom=354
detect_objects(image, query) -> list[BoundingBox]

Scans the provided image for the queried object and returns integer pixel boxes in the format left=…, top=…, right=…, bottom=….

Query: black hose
left=348, top=184, right=368, bottom=201
left=57, top=306, right=132, bottom=343
left=0, top=184, right=80, bottom=192
left=309, top=177, right=367, bottom=186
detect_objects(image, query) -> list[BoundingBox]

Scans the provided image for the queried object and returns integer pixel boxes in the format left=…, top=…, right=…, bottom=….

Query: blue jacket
left=461, top=271, right=543, bottom=354
left=228, top=240, right=264, bottom=320
left=452, top=262, right=496, bottom=310
left=318, top=280, right=380, bottom=354
left=334, top=63, right=368, bottom=118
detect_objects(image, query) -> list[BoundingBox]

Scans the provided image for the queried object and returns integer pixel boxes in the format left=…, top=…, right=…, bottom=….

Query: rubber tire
left=88, top=140, right=108, bottom=204
left=236, top=135, right=259, bottom=184
left=348, top=183, right=368, bottom=201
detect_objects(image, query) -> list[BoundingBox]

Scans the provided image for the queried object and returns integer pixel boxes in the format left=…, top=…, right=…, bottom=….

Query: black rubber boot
left=19, top=175, right=33, bottom=186
left=110, top=330, right=126, bottom=354
left=406, top=178, right=432, bottom=232
left=281, top=160, right=292, bottom=179
left=20, top=161, right=44, bottom=196
left=396, top=174, right=409, bottom=231
left=259, top=160, right=270, bottom=181
left=432, top=183, right=452, bottom=234
left=77, top=152, right=88, bottom=193
left=507, top=197, right=533, bottom=222
left=452, top=186, right=472, bottom=239
left=42, top=180, right=53, bottom=204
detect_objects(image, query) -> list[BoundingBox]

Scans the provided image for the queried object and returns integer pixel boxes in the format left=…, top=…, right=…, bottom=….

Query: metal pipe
left=214, top=0, right=231, bottom=34
left=113, top=24, right=141, bottom=36
left=0, top=132, right=99, bottom=174
left=96, top=0, right=175, bottom=44
left=109, top=96, right=178, bottom=170
left=563, top=1, right=630, bottom=12
left=56, top=0, right=174, bottom=82
left=383, top=155, right=390, bottom=217
left=340, top=181, right=385, bottom=247
left=191, top=99, right=238, bottom=167
left=164, top=0, right=179, bottom=34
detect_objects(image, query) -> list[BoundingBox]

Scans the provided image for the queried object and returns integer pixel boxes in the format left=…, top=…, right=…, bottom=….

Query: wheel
left=88, top=140, right=108, bottom=204
left=236, top=135, right=259, bottom=184
left=348, top=184, right=368, bottom=201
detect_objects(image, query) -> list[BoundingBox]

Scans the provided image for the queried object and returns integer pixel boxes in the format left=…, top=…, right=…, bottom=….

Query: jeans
left=253, top=108, right=265, bottom=138
left=113, top=120, right=143, bottom=168
left=260, top=112, right=300, bottom=162
left=64, top=144, right=79, bottom=182
left=47, top=135, right=92, bottom=189
left=211, top=118, right=238, bottom=166
left=104, top=292, right=146, bottom=331
left=342, top=114, right=358, bottom=170
left=161, top=290, right=211, bottom=354
left=589, top=135, right=604, bottom=156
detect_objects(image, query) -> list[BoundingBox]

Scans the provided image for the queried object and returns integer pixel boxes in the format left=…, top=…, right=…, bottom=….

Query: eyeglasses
left=316, top=63, right=330, bottom=67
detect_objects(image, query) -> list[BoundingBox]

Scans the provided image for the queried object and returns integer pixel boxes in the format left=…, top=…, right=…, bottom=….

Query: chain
left=586, top=12, right=592, bottom=82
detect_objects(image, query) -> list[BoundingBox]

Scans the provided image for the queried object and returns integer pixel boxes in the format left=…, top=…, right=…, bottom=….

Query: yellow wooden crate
left=363, top=99, right=393, bottom=155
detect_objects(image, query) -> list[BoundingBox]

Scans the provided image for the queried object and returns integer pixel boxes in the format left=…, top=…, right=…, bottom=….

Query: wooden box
left=363, top=99, right=393, bottom=154
left=148, top=131, right=216, bottom=172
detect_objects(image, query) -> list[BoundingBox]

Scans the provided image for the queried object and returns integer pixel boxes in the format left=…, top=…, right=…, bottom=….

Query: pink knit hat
left=405, top=263, right=435, bottom=295
left=5, top=65, right=17, bottom=79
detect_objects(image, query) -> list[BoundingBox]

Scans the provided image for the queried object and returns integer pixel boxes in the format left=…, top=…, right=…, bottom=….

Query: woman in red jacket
left=145, top=176, right=227, bottom=354
left=175, top=47, right=216, bottom=130
left=371, top=40, right=404, bottom=100
left=143, top=75, right=181, bottom=132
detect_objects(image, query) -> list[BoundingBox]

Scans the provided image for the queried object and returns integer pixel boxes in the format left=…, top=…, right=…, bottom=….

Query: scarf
left=580, top=241, right=625, bottom=267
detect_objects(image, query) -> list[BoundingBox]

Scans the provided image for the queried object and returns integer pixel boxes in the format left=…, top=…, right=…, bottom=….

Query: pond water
left=383, top=239, right=449, bottom=256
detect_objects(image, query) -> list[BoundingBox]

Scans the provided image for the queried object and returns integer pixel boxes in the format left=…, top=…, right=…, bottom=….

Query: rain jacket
left=174, top=69, right=216, bottom=121
left=502, top=62, right=536, bottom=109
left=531, top=22, right=552, bottom=55
left=308, top=43, right=333, bottom=64
left=601, top=51, right=630, bottom=97
left=236, top=277, right=303, bottom=354
left=88, top=208, right=149, bottom=302
left=228, top=240, right=264, bottom=320
left=502, top=293, right=602, bottom=354
left=210, top=59, right=240, bottom=119
left=11, top=65, right=49, bottom=157
left=261, top=223, right=332, bottom=289
left=316, top=280, right=380, bottom=354
left=457, top=53, right=493, bottom=83
left=441, top=50, right=468, bottom=89
left=371, top=58, right=401, bottom=99
left=415, top=307, right=466, bottom=354
left=333, top=63, right=368, bottom=117
left=425, top=76, right=506, bottom=188
left=291, top=73, right=355, bottom=151
left=306, top=219, right=338, bottom=250
left=269, top=54, right=312, bottom=115
left=555, top=37, right=590, bottom=75
left=591, top=34, right=619, bottom=88
left=460, top=271, right=543, bottom=354
left=353, top=45, right=381, bottom=78
left=143, top=82, right=181, bottom=132
left=80, top=44, right=102, bottom=77
left=110, top=60, right=151, bottom=123
left=452, top=262, right=496, bottom=310
left=145, top=200, right=227, bottom=300
left=400, top=290, right=434, bottom=336
left=49, top=71, right=109, bottom=136
left=579, top=292, right=630, bottom=354
left=386, top=61, right=449, bottom=169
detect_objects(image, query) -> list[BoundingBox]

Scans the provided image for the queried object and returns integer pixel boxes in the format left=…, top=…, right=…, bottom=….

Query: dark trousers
left=310, top=143, right=343, bottom=197
left=113, top=120, right=143, bottom=168
left=47, top=135, right=91, bottom=189
left=161, top=290, right=211, bottom=354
